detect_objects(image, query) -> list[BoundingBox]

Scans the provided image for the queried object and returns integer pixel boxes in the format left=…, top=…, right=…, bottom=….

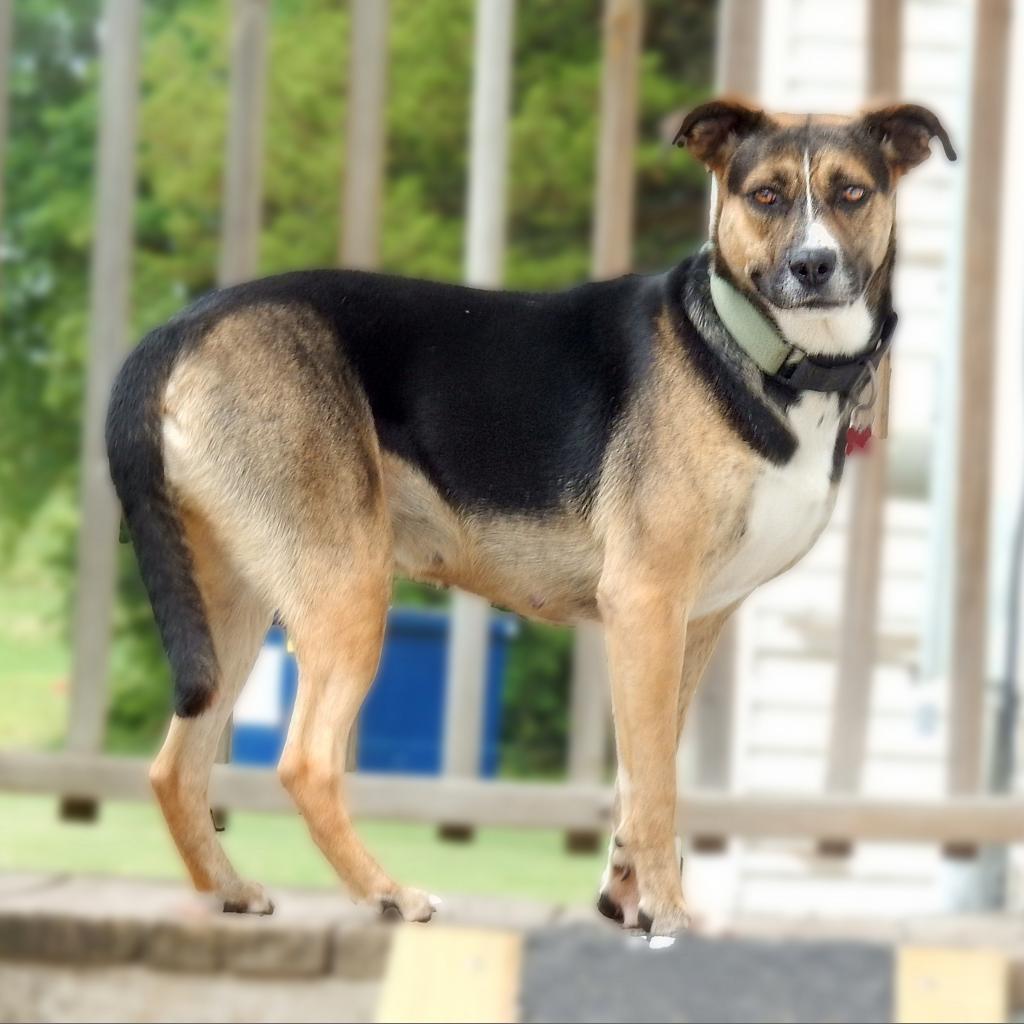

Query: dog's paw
left=221, top=880, right=275, bottom=916
left=636, top=898, right=691, bottom=938
left=378, top=887, right=440, bottom=924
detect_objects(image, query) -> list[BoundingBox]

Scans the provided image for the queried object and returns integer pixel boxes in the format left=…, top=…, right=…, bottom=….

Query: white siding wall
left=695, top=0, right=984, bottom=920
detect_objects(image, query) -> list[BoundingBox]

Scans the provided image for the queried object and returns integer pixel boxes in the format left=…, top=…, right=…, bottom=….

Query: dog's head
left=674, top=99, right=956, bottom=353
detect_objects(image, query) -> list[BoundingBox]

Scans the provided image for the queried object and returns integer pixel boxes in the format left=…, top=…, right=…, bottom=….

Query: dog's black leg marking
left=223, top=898, right=274, bottom=916
left=597, top=891, right=625, bottom=924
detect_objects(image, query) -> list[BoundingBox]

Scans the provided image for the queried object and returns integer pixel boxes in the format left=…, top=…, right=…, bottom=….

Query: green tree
left=2, top=0, right=713, bottom=770
left=1, top=0, right=100, bottom=544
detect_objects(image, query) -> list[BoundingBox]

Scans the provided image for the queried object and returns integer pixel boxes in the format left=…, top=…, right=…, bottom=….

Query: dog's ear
left=672, top=99, right=767, bottom=173
left=859, top=103, right=957, bottom=179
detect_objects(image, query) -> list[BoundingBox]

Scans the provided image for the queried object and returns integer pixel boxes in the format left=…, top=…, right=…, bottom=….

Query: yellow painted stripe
left=377, top=924, right=522, bottom=1024
left=896, top=946, right=1009, bottom=1024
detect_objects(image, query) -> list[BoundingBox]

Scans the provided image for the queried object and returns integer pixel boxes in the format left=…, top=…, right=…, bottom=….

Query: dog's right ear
left=859, top=103, right=957, bottom=179
left=672, top=99, right=767, bottom=172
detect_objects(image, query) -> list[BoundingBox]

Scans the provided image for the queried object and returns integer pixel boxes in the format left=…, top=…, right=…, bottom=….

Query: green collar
left=707, top=270, right=898, bottom=396
left=708, top=271, right=796, bottom=376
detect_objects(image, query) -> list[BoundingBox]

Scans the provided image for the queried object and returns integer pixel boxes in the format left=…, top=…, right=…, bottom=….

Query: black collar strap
left=774, top=310, right=897, bottom=395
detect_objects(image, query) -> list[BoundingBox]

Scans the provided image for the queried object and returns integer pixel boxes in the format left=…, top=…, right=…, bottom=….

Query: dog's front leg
left=598, top=564, right=694, bottom=937
left=599, top=606, right=734, bottom=930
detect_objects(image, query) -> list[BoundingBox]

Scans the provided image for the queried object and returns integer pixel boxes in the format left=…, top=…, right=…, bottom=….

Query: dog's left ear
left=859, top=103, right=957, bottom=179
left=672, top=99, right=768, bottom=173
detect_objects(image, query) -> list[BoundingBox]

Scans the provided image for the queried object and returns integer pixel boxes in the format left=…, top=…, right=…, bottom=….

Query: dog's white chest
left=695, top=393, right=843, bottom=616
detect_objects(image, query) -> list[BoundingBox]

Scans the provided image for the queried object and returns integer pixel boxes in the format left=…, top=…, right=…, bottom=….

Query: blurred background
left=1, top=0, right=1023, bottom=1021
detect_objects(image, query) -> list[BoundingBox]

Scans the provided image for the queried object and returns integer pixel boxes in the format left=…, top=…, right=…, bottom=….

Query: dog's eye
left=841, top=185, right=867, bottom=203
left=752, top=187, right=778, bottom=206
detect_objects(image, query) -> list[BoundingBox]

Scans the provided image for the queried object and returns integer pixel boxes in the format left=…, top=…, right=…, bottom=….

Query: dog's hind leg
left=277, top=558, right=435, bottom=923
left=152, top=304, right=430, bottom=918
left=149, top=508, right=273, bottom=914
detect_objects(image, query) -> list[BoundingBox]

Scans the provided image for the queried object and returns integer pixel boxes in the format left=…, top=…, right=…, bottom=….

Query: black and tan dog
left=106, top=99, right=955, bottom=937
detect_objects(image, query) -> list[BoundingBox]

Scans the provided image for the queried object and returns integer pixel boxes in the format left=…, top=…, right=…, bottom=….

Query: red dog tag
left=845, top=426, right=872, bottom=455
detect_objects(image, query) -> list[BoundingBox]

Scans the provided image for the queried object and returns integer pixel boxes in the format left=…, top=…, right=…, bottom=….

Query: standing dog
left=106, top=99, right=954, bottom=936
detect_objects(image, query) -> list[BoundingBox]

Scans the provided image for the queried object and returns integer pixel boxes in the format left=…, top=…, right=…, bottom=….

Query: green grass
left=0, top=794, right=603, bottom=905
left=0, top=583, right=69, bottom=749
left=0, top=504, right=72, bottom=751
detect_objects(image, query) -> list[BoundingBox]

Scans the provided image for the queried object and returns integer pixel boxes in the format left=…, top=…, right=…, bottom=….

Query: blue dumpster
left=231, top=609, right=517, bottom=777
left=231, top=625, right=297, bottom=766
left=358, top=608, right=517, bottom=776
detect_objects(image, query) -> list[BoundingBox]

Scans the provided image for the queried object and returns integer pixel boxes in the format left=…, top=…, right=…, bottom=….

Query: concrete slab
left=0, top=961, right=379, bottom=1024
left=4, top=872, right=1024, bottom=1023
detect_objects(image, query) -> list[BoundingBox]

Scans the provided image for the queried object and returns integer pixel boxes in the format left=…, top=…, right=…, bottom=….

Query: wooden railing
left=0, top=0, right=1020, bottom=863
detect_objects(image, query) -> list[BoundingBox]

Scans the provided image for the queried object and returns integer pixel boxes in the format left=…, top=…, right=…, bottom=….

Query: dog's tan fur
left=123, top=98, right=953, bottom=936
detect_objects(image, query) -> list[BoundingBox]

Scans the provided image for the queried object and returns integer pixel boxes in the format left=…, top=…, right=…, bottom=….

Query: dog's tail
left=106, top=320, right=219, bottom=718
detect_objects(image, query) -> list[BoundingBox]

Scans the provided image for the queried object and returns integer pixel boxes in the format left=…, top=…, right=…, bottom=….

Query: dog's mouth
left=749, top=269, right=862, bottom=313
left=768, top=297, right=849, bottom=312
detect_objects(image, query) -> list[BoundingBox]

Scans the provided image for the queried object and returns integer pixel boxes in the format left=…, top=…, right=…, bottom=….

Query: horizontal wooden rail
left=3, top=752, right=1024, bottom=845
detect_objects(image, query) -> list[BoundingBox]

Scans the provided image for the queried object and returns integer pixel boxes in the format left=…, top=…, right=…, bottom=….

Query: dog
left=106, top=98, right=955, bottom=936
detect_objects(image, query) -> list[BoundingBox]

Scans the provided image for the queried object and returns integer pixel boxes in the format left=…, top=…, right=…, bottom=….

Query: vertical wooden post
left=590, top=0, right=644, bottom=280
left=564, top=0, right=644, bottom=854
left=687, top=0, right=763, bottom=813
left=213, top=0, right=270, bottom=804
left=714, top=0, right=762, bottom=100
left=339, top=0, right=390, bottom=773
left=218, top=0, right=269, bottom=288
left=462, top=0, right=514, bottom=286
left=339, top=0, right=389, bottom=270
left=948, top=0, right=1012, bottom=800
left=566, top=621, right=611, bottom=851
left=692, top=634, right=738, bottom=792
left=823, top=0, right=902, bottom=806
left=62, top=0, right=142, bottom=819
left=440, top=0, right=515, bottom=840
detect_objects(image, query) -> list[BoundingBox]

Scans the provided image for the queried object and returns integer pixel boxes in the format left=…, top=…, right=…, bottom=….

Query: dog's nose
left=789, top=247, right=837, bottom=288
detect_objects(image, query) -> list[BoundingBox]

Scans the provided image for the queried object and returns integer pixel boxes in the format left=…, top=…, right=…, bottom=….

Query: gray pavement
left=522, top=925, right=892, bottom=1023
